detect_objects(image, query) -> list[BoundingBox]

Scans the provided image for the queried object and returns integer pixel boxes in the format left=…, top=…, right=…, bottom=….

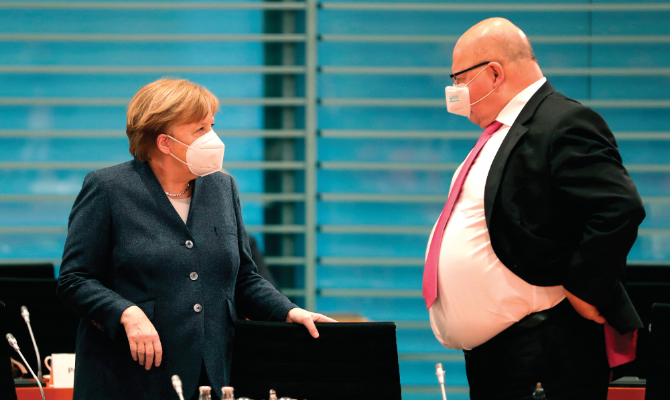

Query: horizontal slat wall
left=0, top=1, right=313, bottom=303
left=2, top=2, right=669, bottom=399
left=312, top=2, right=670, bottom=399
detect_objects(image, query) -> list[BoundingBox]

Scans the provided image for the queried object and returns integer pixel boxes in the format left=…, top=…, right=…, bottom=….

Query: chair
left=0, top=264, right=54, bottom=279
left=645, top=303, right=670, bottom=400
left=0, top=278, right=79, bottom=381
left=0, top=301, right=18, bottom=400
left=230, top=321, right=402, bottom=400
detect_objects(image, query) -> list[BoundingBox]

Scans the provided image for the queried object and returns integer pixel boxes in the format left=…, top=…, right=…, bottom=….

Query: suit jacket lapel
left=484, top=80, right=556, bottom=228
left=134, top=159, right=194, bottom=237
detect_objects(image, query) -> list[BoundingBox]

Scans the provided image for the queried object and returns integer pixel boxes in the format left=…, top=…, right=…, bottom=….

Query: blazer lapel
left=185, top=175, right=204, bottom=232
left=134, top=160, right=194, bottom=236
left=484, top=80, right=556, bottom=228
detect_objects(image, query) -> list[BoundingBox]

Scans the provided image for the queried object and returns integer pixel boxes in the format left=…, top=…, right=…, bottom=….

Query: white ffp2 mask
left=445, top=64, right=498, bottom=118
left=167, top=130, right=225, bottom=176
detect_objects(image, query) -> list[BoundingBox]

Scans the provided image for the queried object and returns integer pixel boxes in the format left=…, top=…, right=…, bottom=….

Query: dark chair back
left=0, top=278, right=79, bottom=379
left=230, top=321, right=401, bottom=400
left=0, top=264, right=54, bottom=279
left=645, top=303, right=670, bottom=400
left=0, top=301, right=18, bottom=400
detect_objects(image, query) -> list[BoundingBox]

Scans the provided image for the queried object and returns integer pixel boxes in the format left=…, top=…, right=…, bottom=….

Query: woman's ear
left=156, top=134, right=172, bottom=155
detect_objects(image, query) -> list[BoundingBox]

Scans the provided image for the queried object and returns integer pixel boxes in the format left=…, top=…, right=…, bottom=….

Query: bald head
left=455, top=18, right=536, bottom=66
left=450, top=18, right=544, bottom=128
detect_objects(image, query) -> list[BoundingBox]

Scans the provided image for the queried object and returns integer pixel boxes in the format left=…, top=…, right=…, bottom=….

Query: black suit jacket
left=57, top=160, right=296, bottom=400
left=485, top=81, right=645, bottom=334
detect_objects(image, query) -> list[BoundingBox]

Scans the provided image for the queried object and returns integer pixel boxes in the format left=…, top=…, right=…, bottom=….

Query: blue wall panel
left=2, top=2, right=669, bottom=398
left=0, top=5, right=267, bottom=263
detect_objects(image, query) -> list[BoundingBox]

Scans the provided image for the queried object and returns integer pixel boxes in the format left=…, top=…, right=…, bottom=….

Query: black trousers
left=464, top=299, right=610, bottom=400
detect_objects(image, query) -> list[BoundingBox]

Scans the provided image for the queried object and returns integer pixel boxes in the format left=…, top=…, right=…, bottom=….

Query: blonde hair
left=126, top=78, right=219, bottom=162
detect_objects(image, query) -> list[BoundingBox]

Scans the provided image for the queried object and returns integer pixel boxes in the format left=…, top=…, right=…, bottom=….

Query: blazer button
left=190, top=272, right=198, bottom=281
left=185, top=240, right=194, bottom=249
left=194, top=304, right=202, bottom=313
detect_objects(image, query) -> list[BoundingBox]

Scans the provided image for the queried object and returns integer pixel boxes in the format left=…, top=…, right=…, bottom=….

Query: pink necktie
left=605, top=323, right=638, bottom=367
left=423, top=120, right=503, bottom=310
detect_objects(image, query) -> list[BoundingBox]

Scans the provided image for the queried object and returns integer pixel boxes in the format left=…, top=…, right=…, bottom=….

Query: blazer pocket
left=215, top=225, right=238, bottom=237
left=135, top=299, right=155, bottom=321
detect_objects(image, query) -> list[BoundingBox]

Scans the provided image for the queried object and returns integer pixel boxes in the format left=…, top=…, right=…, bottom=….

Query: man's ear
left=156, top=134, right=172, bottom=155
left=489, top=62, right=505, bottom=88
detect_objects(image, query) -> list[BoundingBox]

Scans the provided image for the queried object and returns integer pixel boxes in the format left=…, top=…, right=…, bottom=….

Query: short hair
left=126, top=78, right=219, bottom=162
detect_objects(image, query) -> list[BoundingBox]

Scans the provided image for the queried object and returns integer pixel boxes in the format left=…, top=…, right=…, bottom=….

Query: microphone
left=171, top=375, right=185, bottom=400
left=435, top=363, right=448, bottom=400
left=6, top=333, right=18, bottom=351
left=6, top=333, right=45, bottom=400
left=20, top=306, right=43, bottom=382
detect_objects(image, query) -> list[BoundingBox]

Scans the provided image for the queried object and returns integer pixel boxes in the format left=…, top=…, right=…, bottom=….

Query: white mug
left=44, top=353, right=76, bottom=388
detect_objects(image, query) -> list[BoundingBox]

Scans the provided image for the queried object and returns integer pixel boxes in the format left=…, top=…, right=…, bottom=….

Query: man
left=423, top=18, right=645, bottom=399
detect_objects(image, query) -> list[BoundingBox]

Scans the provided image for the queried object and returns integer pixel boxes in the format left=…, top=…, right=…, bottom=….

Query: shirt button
left=194, top=304, right=202, bottom=313
left=190, top=272, right=198, bottom=281
left=185, top=240, right=194, bottom=249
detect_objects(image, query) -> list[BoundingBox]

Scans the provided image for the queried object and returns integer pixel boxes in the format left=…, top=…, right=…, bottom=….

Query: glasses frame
left=450, top=61, right=491, bottom=85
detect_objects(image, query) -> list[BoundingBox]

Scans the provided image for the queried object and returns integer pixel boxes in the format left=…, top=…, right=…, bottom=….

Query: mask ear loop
left=464, top=63, right=491, bottom=87
left=165, top=135, right=194, bottom=167
left=471, top=87, right=498, bottom=106
left=465, top=64, right=499, bottom=106
left=166, top=134, right=193, bottom=149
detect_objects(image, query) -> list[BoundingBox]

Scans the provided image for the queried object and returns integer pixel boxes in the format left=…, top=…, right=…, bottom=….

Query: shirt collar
left=495, top=77, right=547, bottom=127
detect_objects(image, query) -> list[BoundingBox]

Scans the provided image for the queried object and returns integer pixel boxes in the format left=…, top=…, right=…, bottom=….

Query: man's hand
left=565, top=289, right=606, bottom=324
left=286, top=308, right=337, bottom=338
left=120, top=306, right=163, bottom=370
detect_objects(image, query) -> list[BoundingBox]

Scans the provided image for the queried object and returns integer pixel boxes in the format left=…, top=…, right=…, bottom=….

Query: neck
left=148, top=155, right=194, bottom=198
left=479, top=68, right=544, bottom=128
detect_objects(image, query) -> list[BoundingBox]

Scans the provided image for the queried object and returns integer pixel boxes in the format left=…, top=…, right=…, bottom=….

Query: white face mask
left=167, top=130, right=225, bottom=176
left=445, top=64, right=498, bottom=118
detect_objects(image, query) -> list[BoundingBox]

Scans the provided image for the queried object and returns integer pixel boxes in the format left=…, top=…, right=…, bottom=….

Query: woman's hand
left=565, top=289, right=606, bottom=324
left=286, top=308, right=337, bottom=338
left=120, top=306, right=163, bottom=370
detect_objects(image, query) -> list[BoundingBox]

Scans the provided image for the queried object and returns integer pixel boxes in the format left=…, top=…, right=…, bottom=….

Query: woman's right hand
left=120, top=306, right=163, bottom=370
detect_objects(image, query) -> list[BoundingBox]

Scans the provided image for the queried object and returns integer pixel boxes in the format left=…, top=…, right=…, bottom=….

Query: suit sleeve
left=57, top=172, right=135, bottom=340
left=249, top=235, right=278, bottom=288
left=550, top=106, right=645, bottom=307
left=229, top=175, right=297, bottom=321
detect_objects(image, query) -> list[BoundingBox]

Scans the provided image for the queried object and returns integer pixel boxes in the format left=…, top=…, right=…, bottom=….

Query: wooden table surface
left=14, top=384, right=647, bottom=400
left=16, top=387, right=73, bottom=400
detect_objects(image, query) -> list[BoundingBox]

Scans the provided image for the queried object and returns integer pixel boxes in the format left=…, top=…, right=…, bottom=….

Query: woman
left=57, top=78, right=334, bottom=400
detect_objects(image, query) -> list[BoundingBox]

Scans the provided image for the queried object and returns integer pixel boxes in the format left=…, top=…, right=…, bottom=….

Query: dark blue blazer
left=57, top=160, right=296, bottom=400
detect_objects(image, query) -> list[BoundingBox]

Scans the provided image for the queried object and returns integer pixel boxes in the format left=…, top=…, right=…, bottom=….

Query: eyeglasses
left=450, top=61, right=491, bottom=85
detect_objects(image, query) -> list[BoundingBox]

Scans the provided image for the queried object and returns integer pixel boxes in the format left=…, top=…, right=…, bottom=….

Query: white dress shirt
left=427, top=77, right=566, bottom=351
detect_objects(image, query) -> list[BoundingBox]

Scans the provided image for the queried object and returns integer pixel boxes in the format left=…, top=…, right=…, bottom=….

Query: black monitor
left=0, top=278, right=79, bottom=382
left=615, top=264, right=670, bottom=379
left=0, top=264, right=54, bottom=279
left=645, top=303, right=670, bottom=400
left=230, top=321, right=402, bottom=400
left=0, top=301, right=18, bottom=400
